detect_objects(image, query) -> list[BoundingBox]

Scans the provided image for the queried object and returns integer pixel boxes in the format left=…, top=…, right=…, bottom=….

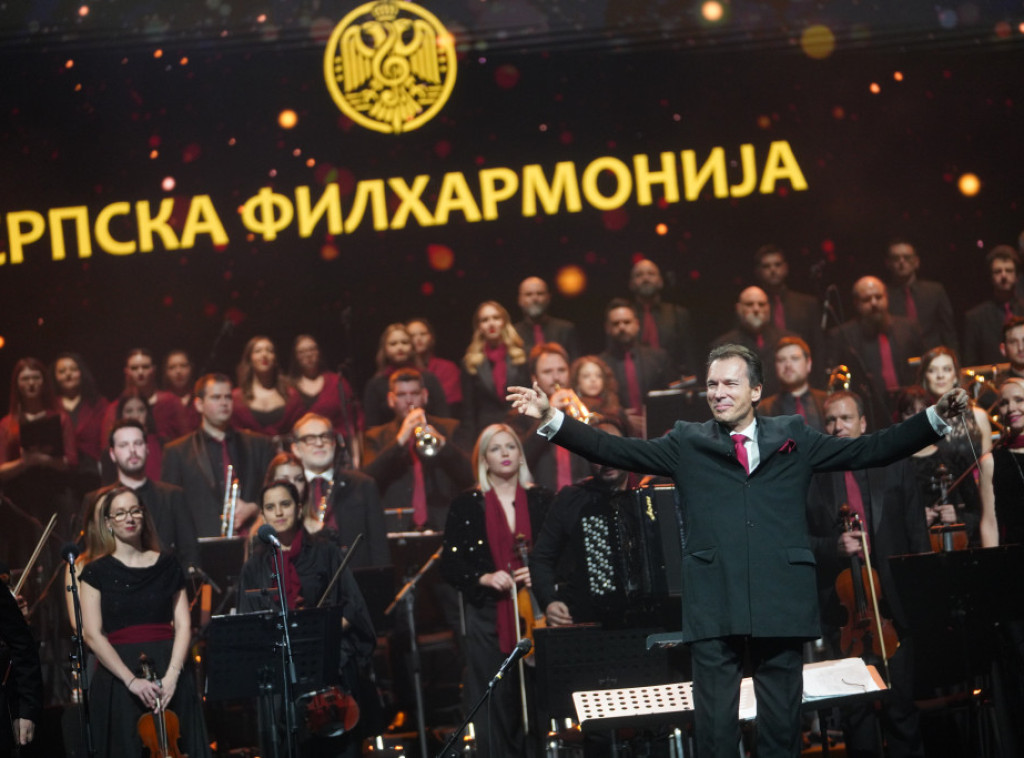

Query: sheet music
left=802, top=658, right=881, bottom=700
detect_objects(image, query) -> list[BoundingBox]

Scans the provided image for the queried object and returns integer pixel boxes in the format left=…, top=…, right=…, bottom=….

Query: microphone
left=257, top=524, right=282, bottom=549
left=60, top=543, right=81, bottom=565
left=488, top=638, right=532, bottom=688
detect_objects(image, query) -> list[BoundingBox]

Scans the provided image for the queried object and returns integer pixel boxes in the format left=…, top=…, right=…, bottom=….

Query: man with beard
left=630, top=258, right=698, bottom=376
left=827, top=276, right=923, bottom=428
left=1001, top=317, right=1024, bottom=379
left=513, top=276, right=581, bottom=361
left=84, top=419, right=200, bottom=568
left=712, top=286, right=790, bottom=396
left=884, top=238, right=957, bottom=351
left=964, top=245, right=1024, bottom=366
left=598, top=299, right=673, bottom=437
left=758, top=337, right=828, bottom=431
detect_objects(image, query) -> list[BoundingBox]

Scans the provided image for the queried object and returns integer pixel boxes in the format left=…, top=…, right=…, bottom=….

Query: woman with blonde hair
left=440, top=423, right=552, bottom=758
left=460, top=302, right=528, bottom=439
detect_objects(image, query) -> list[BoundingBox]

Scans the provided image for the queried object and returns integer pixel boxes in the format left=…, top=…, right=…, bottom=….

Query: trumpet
left=827, top=365, right=851, bottom=394
left=553, top=384, right=594, bottom=424
left=220, top=464, right=240, bottom=538
left=409, top=405, right=441, bottom=457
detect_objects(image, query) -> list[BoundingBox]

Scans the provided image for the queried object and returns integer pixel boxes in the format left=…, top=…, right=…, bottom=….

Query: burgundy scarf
left=483, top=343, right=508, bottom=398
left=484, top=485, right=532, bottom=654
left=276, top=528, right=305, bottom=610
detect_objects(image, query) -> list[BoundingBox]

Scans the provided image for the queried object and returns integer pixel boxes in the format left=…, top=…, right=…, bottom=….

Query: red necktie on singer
left=904, top=286, right=918, bottom=322
left=641, top=305, right=660, bottom=349
left=533, top=323, right=545, bottom=349
left=793, top=394, right=807, bottom=421
left=624, top=350, right=642, bottom=411
left=1005, top=302, right=1014, bottom=322
left=731, top=433, right=750, bottom=475
left=773, top=294, right=786, bottom=331
left=877, top=333, right=900, bottom=391
left=408, top=439, right=428, bottom=528
left=844, top=470, right=870, bottom=552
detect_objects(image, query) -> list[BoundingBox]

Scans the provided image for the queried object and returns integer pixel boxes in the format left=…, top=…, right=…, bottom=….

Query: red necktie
left=904, top=286, right=918, bottom=322
left=555, top=446, right=573, bottom=490
left=409, top=440, right=428, bottom=528
left=533, top=323, right=545, bottom=349
left=877, top=333, right=900, bottom=391
left=844, top=470, right=870, bottom=552
left=756, top=333, right=765, bottom=350
left=624, top=350, right=642, bottom=411
left=1005, top=302, right=1014, bottom=322
left=773, top=294, right=786, bottom=331
left=641, top=305, right=660, bottom=349
left=731, top=433, right=749, bottom=475
left=793, top=394, right=807, bottom=420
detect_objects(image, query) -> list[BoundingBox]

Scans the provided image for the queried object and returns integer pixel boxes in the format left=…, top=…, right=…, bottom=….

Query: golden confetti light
left=893, top=71, right=904, bottom=81
left=701, top=1, right=724, bottom=22
left=656, top=223, right=668, bottom=236
left=800, top=25, right=835, bottom=59
left=869, top=82, right=881, bottom=94
left=427, top=244, right=455, bottom=271
left=958, top=173, right=981, bottom=196
left=0, top=336, right=6, bottom=349
left=278, top=109, right=298, bottom=129
left=556, top=265, right=586, bottom=297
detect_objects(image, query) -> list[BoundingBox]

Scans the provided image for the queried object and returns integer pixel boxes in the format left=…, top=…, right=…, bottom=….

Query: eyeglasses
left=108, top=508, right=144, bottom=523
left=297, top=432, right=334, bottom=447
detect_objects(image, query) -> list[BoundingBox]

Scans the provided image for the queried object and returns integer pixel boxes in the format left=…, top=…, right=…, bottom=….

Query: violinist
left=439, top=424, right=552, bottom=758
left=806, top=391, right=929, bottom=758
left=78, top=487, right=211, bottom=757
left=237, top=481, right=376, bottom=758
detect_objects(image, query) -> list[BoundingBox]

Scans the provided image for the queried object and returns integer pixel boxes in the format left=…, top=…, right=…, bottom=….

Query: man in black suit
left=712, top=286, right=790, bottom=396
left=513, top=276, right=581, bottom=361
left=161, top=373, right=275, bottom=537
left=291, top=413, right=390, bottom=569
left=0, top=586, right=43, bottom=755
left=806, top=391, right=929, bottom=758
left=754, top=244, right=822, bottom=356
left=827, top=276, right=923, bottom=428
left=758, top=336, right=828, bottom=431
left=630, top=258, right=699, bottom=376
left=884, top=238, right=957, bottom=351
left=964, top=245, right=1024, bottom=367
left=598, top=298, right=673, bottom=437
left=362, top=368, right=473, bottom=532
left=508, top=344, right=966, bottom=758
left=1001, top=316, right=1024, bottom=379
left=85, top=419, right=200, bottom=568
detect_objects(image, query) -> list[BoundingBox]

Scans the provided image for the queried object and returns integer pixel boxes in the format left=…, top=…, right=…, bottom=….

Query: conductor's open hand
left=506, top=383, right=551, bottom=420
left=934, top=388, right=970, bottom=422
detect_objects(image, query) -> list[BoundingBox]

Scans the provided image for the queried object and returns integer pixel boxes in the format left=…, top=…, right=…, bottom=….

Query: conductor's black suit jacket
left=550, top=410, right=941, bottom=643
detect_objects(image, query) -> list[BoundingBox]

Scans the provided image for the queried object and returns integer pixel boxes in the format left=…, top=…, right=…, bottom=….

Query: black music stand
left=204, top=607, right=342, bottom=756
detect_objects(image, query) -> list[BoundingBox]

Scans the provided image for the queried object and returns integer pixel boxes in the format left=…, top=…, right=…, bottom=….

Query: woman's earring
left=108, top=526, right=114, bottom=535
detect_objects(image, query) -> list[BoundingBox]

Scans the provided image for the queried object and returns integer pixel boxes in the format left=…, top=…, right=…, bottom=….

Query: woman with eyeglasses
left=238, top=481, right=377, bottom=757
left=77, top=486, right=211, bottom=757
left=440, top=424, right=552, bottom=758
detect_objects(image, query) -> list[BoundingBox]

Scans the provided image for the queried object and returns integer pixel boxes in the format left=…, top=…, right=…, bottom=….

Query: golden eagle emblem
left=323, top=1, right=457, bottom=134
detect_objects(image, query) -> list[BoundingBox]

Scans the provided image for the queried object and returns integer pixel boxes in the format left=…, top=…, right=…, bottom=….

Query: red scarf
left=484, top=485, right=532, bottom=654
left=276, top=528, right=305, bottom=610
left=483, top=343, right=508, bottom=398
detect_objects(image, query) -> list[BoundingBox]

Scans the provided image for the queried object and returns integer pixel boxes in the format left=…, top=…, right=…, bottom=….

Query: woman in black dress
left=238, top=481, right=377, bottom=757
left=440, top=423, right=551, bottom=758
left=992, top=378, right=1024, bottom=545
left=78, top=486, right=210, bottom=757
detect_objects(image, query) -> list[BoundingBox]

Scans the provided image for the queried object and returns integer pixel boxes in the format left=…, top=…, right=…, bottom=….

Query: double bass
left=834, top=504, right=898, bottom=685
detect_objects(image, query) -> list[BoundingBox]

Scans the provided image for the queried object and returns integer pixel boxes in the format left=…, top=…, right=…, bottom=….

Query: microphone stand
left=384, top=547, right=442, bottom=758
left=65, top=557, right=95, bottom=758
left=435, top=641, right=530, bottom=758
left=267, top=543, right=298, bottom=758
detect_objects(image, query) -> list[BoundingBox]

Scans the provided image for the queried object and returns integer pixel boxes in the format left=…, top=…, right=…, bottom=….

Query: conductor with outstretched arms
left=508, top=343, right=969, bottom=758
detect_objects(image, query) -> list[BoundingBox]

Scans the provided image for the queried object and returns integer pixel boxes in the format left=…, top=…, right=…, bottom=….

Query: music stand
left=197, top=536, right=246, bottom=615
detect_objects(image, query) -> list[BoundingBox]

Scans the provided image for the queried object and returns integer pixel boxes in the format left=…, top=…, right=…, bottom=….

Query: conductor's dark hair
left=706, top=344, right=763, bottom=389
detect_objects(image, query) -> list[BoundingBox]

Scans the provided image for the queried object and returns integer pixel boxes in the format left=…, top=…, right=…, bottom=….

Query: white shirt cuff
left=926, top=405, right=952, bottom=435
left=538, top=408, right=565, bottom=439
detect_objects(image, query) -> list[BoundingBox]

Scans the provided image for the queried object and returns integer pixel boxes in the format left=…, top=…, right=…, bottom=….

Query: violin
left=834, top=505, right=898, bottom=680
left=927, top=464, right=967, bottom=553
left=136, top=654, right=187, bottom=758
left=512, top=534, right=546, bottom=660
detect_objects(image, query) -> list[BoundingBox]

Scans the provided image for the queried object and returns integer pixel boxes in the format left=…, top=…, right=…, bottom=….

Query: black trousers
left=690, top=636, right=804, bottom=758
